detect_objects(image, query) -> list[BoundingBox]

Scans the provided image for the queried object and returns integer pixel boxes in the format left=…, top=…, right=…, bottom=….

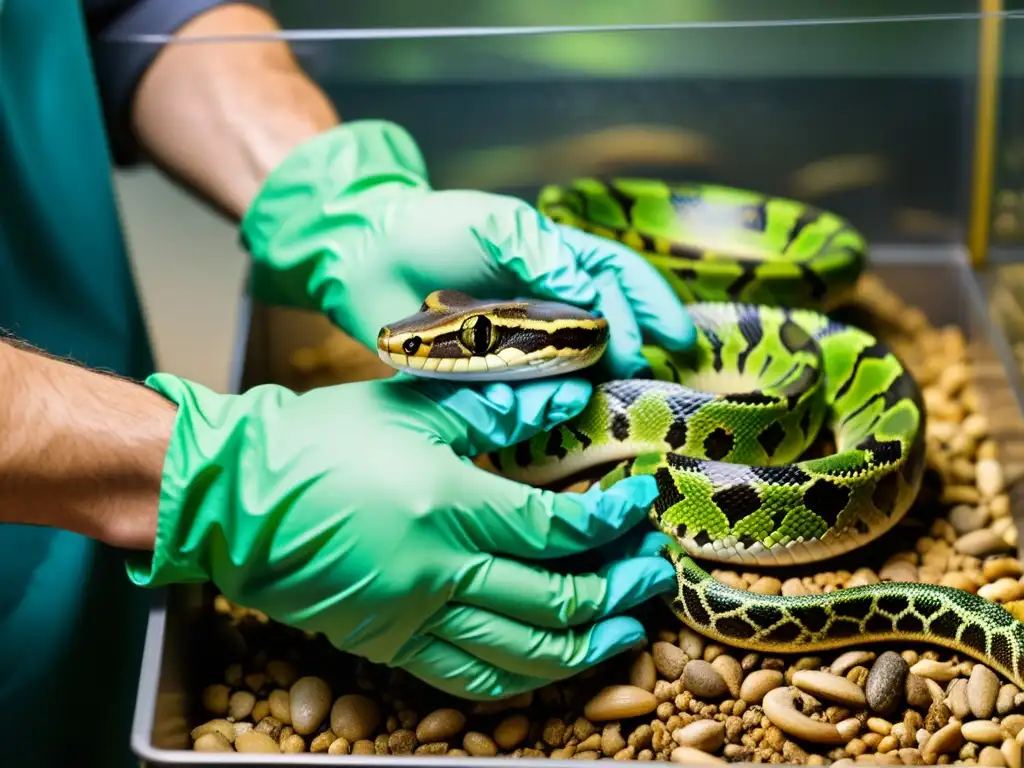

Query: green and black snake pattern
left=376, top=178, right=1024, bottom=689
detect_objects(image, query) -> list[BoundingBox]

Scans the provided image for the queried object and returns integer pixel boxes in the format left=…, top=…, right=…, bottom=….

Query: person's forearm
left=129, top=3, right=340, bottom=220
left=0, top=340, right=176, bottom=550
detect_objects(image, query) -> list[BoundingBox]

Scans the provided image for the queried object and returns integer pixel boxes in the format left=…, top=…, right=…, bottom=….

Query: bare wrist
left=0, top=340, right=176, bottom=550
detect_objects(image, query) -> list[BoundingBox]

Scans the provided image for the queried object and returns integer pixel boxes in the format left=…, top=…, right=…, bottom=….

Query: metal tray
left=131, top=245, right=1024, bottom=766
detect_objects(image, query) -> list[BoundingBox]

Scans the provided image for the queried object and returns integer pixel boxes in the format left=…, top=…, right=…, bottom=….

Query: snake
left=375, top=178, right=1024, bottom=689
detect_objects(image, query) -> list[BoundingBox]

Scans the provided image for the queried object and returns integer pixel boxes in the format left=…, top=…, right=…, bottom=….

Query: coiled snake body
left=376, top=179, right=1024, bottom=688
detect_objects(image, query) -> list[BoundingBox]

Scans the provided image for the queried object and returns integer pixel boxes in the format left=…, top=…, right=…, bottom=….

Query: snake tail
left=669, top=548, right=1024, bottom=691
left=536, top=178, right=868, bottom=310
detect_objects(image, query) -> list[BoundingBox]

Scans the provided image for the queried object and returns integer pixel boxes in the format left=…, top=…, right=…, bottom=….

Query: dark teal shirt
left=0, top=0, right=263, bottom=763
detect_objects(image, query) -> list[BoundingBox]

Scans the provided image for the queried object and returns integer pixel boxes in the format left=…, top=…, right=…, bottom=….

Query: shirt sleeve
left=84, top=0, right=273, bottom=165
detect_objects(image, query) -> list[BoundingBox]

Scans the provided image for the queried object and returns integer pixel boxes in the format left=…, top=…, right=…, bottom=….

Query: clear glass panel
left=101, top=3, right=1018, bottom=248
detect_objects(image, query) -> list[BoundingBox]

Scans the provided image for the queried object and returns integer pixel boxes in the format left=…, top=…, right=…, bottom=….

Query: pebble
left=762, top=688, right=848, bottom=745
left=677, top=628, right=705, bottom=660
left=682, top=660, right=728, bottom=699
left=749, top=576, right=782, bottom=595
left=584, top=686, right=658, bottom=721
left=793, top=670, right=867, bottom=708
left=905, top=673, right=933, bottom=710
left=710, top=655, right=743, bottom=699
left=289, top=676, right=332, bottom=736
left=669, top=746, right=724, bottom=764
left=330, top=695, right=381, bottom=743
left=956, top=529, right=1014, bottom=557
left=949, top=504, right=991, bottom=534
left=629, top=652, right=657, bottom=692
left=985, top=556, right=1024, bottom=582
left=416, top=708, right=466, bottom=743
left=739, top=669, right=784, bottom=705
left=1005, top=738, right=1023, bottom=768
left=235, top=730, right=280, bottom=754
left=493, top=714, right=530, bottom=750
left=963, top=721, right=1007, bottom=745
left=831, top=651, right=877, bottom=677
left=652, top=642, right=688, bottom=681
left=1000, top=684, right=1022, bottom=715
left=866, top=652, right=910, bottom=716
left=981, top=745, right=1008, bottom=766
left=948, top=678, right=971, bottom=720
left=981, top=578, right=1024, bottom=603
left=910, top=659, right=960, bottom=682
left=672, top=721, right=725, bottom=753
left=978, top=458, right=1006, bottom=497
left=923, top=722, right=964, bottom=764
left=969, top=664, right=1002, bottom=718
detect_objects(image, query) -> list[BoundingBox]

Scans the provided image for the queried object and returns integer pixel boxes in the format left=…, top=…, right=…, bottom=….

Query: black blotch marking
left=654, top=468, right=685, bottom=510
left=912, top=596, right=944, bottom=619
left=764, top=622, right=803, bottom=644
left=872, top=473, right=900, bottom=514
left=877, top=595, right=909, bottom=615
left=682, top=586, right=710, bottom=625
left=783, top=207, right=821, bottom=251
left=797, top=263, right=829, bottom=301
left=854, top=519, right=871, bottom=535
left=712, top=484, right=762, bottom=525
left=777, top=363, right=822, bottom=398
left=791, top=606, right=829, bottom=633
left=750, top=464, right=812, bottom=486
left=611, top=413, right=630, bottom=442
left=803, top=479, right=851, bottom=526
left=865, top=613, right=893, bottom=634
left=707, top=591, right=745, bottom=615
left=929, top=611, right=962, bottom=640
left=565, top=426, right=593, bottom=449
left=895, top=614, right=925, bottom=635
left=735, top=307, right=765, bottom=374
left=713, top=616, right=757, bottom=640
left=672, top=267, right=699, bottom=283
left=833, top=341, right=889, bottom=402
left=490, top=452, right=503, bottom=471
left=545, top=430, right=567, bottom=460
left=832, top=596, right=872, bottom=619
left=857, top=436, right=903, bottom=467
left=668, top=243, right=708, bottom=260
left=667, top=453, right=704, bottom=472
left=514, top=442, right=533, bottom=468
left=666, top=420, right=688, bottom=449
left=827, top=618, right=862, bottom=639
left=704, top=428, right=735, bottom=460
left=757, top=423, right=787, bottom=458
left=722, top=392, right=778, bottom=406
left=746, top=606, right=784, bottom=631
left=692, top=531, right=714, bottom=548
left=994, top=635, right=1016, bottom=675
left=960, top=624, right=988, bottom=655
left=726, top=265, right=758, bottom=303
left=778, top=319, right=817, bottom=355
left=799, top=408, right=813, bottom=437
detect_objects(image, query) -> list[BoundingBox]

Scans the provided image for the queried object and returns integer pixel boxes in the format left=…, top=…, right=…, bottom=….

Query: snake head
left=376, top=290, right=608, bottom=382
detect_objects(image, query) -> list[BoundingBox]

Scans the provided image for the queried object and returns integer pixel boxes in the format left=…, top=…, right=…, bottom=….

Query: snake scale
left=376, top=178, right=1024, bottom=689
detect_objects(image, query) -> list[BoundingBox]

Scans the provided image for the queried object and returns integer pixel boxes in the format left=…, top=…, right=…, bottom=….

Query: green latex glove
left=127, top=374, right=677, bottom=699
left=239, top=120, right=695, bottom=380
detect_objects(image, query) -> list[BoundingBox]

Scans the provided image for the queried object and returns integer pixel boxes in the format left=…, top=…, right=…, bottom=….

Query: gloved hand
left=126, top=373, right=676, bottom=699
left=239, top=119, right=695, bottom=380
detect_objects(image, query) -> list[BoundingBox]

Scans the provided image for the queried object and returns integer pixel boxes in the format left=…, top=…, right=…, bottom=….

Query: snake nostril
left=402, top=336, right=422, bottom=355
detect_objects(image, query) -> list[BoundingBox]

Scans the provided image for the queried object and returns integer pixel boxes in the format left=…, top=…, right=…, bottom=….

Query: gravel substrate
left=189, top=274, right=1024, bottom=763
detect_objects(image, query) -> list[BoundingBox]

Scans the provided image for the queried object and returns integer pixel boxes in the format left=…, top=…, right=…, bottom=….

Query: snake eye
left=402, top=336, right=422, bottom=355
left=459, top=315, right=497, bottom=356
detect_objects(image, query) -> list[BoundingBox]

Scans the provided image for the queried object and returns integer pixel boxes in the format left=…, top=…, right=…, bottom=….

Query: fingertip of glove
left=584, top=617, right=648, bottom=664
